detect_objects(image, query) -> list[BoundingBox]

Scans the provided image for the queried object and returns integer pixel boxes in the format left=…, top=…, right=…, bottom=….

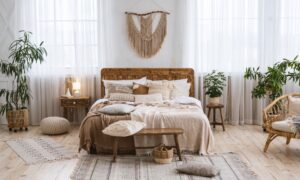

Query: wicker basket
left=6, top=109, right=29, bottom=132
left=153, top=145, right=173, bottom=164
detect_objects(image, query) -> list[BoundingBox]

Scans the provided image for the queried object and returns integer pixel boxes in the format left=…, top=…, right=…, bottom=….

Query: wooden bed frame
left=100, top=68, right=195, bottom=98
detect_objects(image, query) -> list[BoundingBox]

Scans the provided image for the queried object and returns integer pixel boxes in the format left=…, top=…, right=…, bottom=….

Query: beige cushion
left=40, top=117, right=70, bottom=135
left=272, top=119, right=295, bottom=133
left=102, top=120, right=146, bottom=137
left=288, top=96, right=300, bottom=116
left=148, top=85, right=170, bottom=100
left=177, top=163, right=220, bottom=177
left=109, top=93, right=135, bottom=102
left=134, top=94, right=163, bottom=104
left=99, top=104, right=135, bottom=115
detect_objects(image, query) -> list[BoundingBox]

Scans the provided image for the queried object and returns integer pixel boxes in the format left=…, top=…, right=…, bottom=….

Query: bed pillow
left=105, top=83, right=133, bottom=98
left=99, top=104, right=135, bottom=115
left=134, top=94, right=163, bottom=104
left=103, top=77, right=147, bottom=86
left=109, top=93, right=135, bottom=102
left=103, top=77, right=147, bottom=96
left=133, top=83, right=149, bottom=95
left=148, top=85, right=170, bottom=100
left=170, top=83, right=191, bottom=99
left=288, top=96, right=300, bottom=116
left=102, top=120, right=146, bottom=137
left=177, top=163, right=220, bottom=177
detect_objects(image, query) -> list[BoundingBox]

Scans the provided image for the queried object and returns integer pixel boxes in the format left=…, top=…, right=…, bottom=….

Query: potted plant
left=0, top=31, right=47, bottom=132
left=244, top=55, right=300, bottom=101
left=204, top=70, right=226, bottom=105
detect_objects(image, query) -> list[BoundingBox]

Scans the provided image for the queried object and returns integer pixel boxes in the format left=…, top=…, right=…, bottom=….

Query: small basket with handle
left=153, top=144, right=173, bottom=164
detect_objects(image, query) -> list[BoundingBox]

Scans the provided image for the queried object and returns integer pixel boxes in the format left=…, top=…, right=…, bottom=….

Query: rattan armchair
left=263, top=93, right=300, bottom=152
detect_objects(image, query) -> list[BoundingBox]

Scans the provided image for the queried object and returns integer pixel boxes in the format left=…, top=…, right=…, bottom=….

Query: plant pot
left=6, top=109, right=29, bottom=132
left=208, top=97, right=220, bottom=105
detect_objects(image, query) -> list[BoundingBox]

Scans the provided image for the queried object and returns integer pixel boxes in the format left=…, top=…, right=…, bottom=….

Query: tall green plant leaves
left=0, top=31, right=47, bottom=115
left=244, top=55, right=300, bottom=100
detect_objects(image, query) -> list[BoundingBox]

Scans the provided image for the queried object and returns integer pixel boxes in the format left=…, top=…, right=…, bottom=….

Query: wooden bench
left=112, top=128, right=184, bottom=162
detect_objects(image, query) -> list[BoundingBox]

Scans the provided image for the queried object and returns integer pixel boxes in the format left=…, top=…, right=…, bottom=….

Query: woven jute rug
left=71, top=152, right=256, bottom=180
left=6, top=137, right=76, bottom=164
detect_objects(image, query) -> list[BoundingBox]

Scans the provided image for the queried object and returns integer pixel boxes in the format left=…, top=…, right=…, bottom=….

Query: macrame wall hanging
left=125, top=11, right=170, bottom=58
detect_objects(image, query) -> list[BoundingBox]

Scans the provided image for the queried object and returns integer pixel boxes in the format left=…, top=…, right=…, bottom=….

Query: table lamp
left=72, top=81, right=81, bottom=97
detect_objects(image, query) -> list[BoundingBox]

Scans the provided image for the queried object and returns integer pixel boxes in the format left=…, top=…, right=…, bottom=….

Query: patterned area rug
left=6, top=137, right=76, bottom=164
left=71, top=153, right=256, bottom=180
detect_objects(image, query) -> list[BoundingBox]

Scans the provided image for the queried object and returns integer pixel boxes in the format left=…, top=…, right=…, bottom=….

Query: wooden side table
left=206, top=103, right=225, bottom=131
left=60, top=96, right=91, bottom=121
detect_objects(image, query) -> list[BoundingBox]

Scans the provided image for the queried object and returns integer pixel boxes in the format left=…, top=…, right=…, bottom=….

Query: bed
left=79, top=68, right=214, bottom=155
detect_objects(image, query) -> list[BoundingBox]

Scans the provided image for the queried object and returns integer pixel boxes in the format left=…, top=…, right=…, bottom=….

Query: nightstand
left=60, top=96, right=91, bottom=121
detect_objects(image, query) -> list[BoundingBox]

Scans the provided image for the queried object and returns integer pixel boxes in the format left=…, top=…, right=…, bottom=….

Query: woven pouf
left=40, top=117, right=70, bottom=135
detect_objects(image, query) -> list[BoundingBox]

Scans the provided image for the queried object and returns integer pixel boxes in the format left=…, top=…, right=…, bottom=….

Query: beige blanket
left=131, top=103, right=214, bottom=155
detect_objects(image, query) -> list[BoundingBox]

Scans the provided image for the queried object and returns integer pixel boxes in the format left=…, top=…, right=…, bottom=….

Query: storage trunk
left=6, top=109, right=29, bottom=132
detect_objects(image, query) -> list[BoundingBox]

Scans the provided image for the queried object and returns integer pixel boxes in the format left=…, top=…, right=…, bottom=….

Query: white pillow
left=172, top=96, right=202, bottom=108
left=98, top=104, right=135, bottom=115
left=102, top=120, right=146, bottom=137
left=134, top=94, right=163, bottom=103
left=170, top=83, right=191, bottom=99
left=288, top=96, right=300, bottom=116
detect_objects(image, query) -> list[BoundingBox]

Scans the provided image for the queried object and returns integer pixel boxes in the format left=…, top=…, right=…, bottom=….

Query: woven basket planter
left=6, top=109, right=29, bottom=132
left=153, top=145, right=173, bottom=164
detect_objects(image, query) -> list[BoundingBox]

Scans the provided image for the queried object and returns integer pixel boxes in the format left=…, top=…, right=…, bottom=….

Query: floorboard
left=0, top=125, right=299, bottom=180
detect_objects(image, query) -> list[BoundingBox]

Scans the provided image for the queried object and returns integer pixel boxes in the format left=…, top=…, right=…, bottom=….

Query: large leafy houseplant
left=244, top=55, right=300, bottom=101
left=0, top=31, right=47, bottom=131
left=204, top=70, right=226, bottom=104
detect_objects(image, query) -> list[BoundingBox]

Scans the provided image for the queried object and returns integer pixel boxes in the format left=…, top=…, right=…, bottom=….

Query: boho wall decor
left=125, top=11, right=170, bottom=58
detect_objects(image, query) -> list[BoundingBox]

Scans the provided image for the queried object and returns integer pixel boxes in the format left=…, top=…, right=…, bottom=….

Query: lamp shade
left=72, top=82, right=81, bottom=90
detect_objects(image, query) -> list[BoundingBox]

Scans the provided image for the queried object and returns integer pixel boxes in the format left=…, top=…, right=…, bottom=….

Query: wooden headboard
left=100, top=68, right=195, bottom=98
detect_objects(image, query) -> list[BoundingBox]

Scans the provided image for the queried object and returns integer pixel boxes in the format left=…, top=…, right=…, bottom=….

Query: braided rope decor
left=40, top=117, right=70, bottom=135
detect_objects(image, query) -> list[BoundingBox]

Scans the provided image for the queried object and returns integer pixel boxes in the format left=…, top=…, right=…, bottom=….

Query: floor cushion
left=177, top=163, right=220, bottom=177
left=40, top=117, right=70, bottom=135
left=272, top=119, right=295, bottom=133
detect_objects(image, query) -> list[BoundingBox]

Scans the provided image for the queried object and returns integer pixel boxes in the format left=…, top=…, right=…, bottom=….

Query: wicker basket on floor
left=153, top=145, right=173, bottom=164
left=7, top=109, right=29, bottom=132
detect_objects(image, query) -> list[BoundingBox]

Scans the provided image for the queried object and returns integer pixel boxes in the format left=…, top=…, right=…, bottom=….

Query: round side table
left=206, top=103, right=225, bottom=131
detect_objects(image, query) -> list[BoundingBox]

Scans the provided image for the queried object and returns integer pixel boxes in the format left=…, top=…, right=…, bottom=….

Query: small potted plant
left=0, top=31, right=47, bottom=132
left=204, top=70, right=226, bottom=105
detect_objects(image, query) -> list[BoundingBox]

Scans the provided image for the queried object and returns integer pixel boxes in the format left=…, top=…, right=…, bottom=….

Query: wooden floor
left=0, top=125, right=300, bottom=180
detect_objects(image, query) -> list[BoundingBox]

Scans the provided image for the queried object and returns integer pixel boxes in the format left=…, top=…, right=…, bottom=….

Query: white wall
left=105, top=0, right=182, bottom=68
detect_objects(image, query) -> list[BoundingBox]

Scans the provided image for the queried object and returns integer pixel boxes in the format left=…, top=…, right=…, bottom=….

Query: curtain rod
left=125, top=11, right=170, bottom=16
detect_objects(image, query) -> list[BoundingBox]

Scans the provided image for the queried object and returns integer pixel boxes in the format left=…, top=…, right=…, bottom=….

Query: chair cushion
left=288, top=96, right=300, bottom=116
left=40, top=117, right=70, bottom=135
left=102, top=120, right=146, bottom=137
left=271, top=120, right=295, bottom=133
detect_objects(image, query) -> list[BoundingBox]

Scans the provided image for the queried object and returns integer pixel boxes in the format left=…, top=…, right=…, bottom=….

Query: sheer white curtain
left=15, top=0, right=111, bottom=125
left=179, top=0, right=264, bottom=125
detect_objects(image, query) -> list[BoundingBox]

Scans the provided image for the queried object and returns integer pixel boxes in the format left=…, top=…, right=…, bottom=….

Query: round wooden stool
left=206, top=103, right=225, bottom=131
